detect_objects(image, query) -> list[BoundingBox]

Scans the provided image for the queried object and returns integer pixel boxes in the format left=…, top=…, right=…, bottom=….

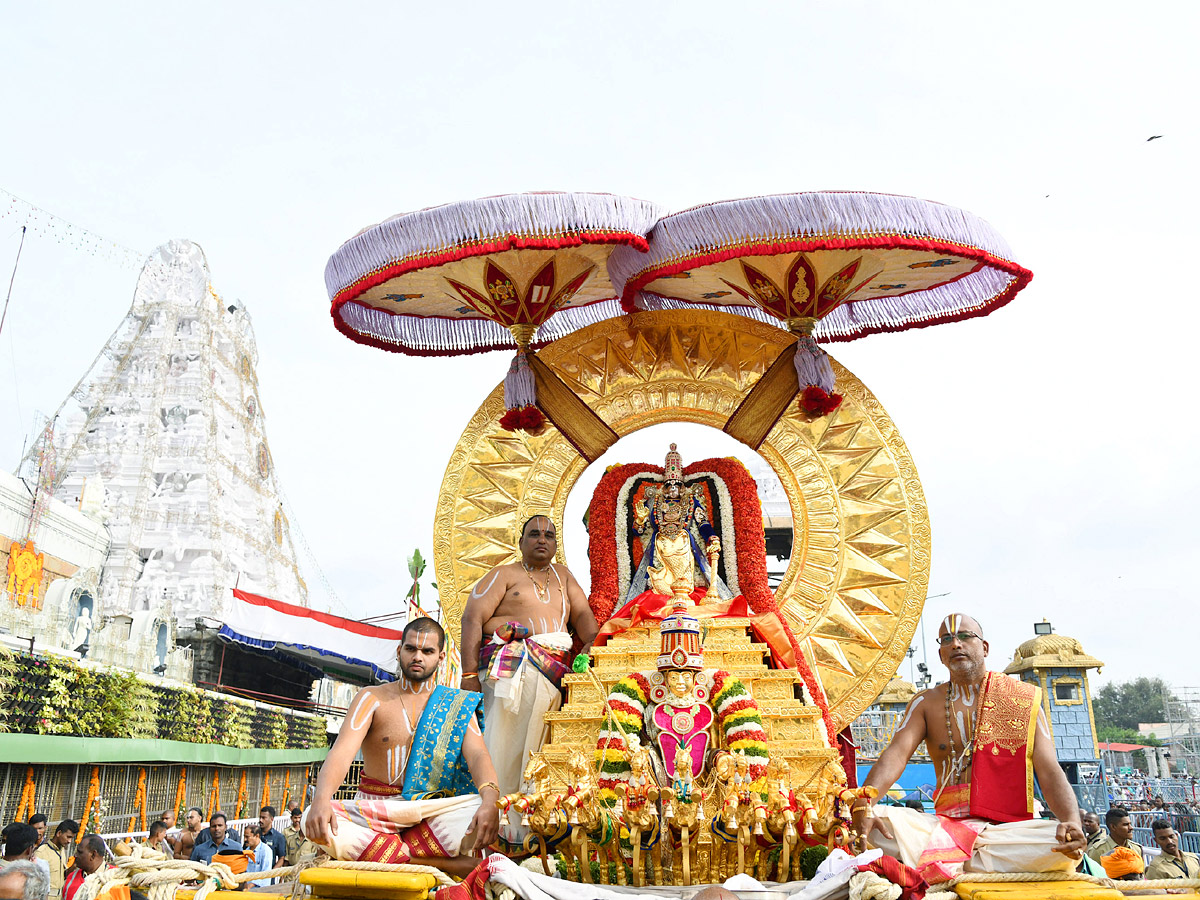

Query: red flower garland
left=799, top=385, right=843, bottom=418
left=587, top=462, right=650, bottom=624
left=498, top=404, right=547, bottom=434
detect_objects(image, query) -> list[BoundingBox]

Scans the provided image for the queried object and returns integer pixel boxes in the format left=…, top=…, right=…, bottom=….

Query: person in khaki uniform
left=1087, top=807, right=1144, bottom=864
left=33, top=819, right=78, bottom=897
left=1082, top=810, right=1108, bottom=855
left=1146, top=820, right=1200, bottom=879
left=283, top=808, right=317, bottom=863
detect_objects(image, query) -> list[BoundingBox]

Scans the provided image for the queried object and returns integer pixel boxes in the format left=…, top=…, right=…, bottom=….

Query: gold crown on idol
left=658, top=608, right=703, bottom=671
left=664, top=442, right=684, bottom=483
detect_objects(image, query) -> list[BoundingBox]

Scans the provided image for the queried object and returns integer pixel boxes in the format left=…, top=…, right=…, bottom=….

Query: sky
left=1, top=2, right=1197, bottom=690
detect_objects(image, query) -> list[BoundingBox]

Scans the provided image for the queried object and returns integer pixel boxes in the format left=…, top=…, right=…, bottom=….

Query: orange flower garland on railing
left=261, top=770, right=271, bottom=810
left=81, top=767, right=100, bottom=832
left=235, top=771, right=247, bottom=819
left=174, top=768, right=187, bottom=821
left=281, top=770, right=290, bottom=812
left=14, top=767, right=35, bottom=822
left=207, top=771, right=220, bottom=819
left=127, top=768, right=148, bottom=833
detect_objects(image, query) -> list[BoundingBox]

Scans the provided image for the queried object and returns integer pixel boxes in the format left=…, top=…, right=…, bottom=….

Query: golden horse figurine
left=563, top=749, right=624, bottom=886
left=713, top=750, right=763, bottom=879
left=662, top=748, right=703, bottom=885
left=503, top=753, right=570, bottom=876
left=616, top=735, right=663, bottom=886
left=809, top=760, right=877, bottom=850
left=761, top=758, right=799, bottom=882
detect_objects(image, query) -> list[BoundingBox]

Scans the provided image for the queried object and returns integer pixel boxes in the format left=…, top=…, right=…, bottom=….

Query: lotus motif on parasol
left=325, top=192, right=664, bottom=460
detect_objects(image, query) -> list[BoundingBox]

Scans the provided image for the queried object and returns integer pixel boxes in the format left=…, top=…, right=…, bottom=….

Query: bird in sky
left=1147, top=135, right=1163, bottom=141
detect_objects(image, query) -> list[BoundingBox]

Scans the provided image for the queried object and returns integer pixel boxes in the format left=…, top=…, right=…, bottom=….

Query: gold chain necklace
left=522, top=562, right=552, bottom=605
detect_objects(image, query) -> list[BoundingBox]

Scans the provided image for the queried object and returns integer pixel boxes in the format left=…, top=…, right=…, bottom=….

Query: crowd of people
left=1082, top=804, right=1200, bottom=880
left=0, top=802, right=317, bottom=899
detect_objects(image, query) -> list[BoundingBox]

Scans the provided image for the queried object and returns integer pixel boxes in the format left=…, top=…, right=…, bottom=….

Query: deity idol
left=645, top=607, right=716, bottom=780
left=627, top=444, right=734, bottom=604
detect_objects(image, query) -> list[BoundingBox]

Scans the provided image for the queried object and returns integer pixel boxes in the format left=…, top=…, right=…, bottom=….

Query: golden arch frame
left=433, top=309, right=930, bottom=730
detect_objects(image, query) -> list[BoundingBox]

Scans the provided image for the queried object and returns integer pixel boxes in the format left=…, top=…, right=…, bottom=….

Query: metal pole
left=0, top=225, right=27, bottom=339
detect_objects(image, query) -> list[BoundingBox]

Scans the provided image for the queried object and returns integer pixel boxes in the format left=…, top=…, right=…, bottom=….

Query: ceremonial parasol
left=607, top=192, right=1033, bottom=446
left=326, top=192, right=664, bottom=460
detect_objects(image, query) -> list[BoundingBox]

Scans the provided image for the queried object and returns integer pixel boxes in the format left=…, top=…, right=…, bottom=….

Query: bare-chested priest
left=852, top=613, right=1086, bottom=882
left=461, top=514, right=599, bottom=799
left=304, top=617, right=500, bottom=876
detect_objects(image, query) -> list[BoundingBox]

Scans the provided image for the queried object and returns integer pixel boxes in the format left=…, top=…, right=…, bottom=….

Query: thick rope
left=82, top=843, right=462, bottom=897
left=81, top=845, right=239, bottom=900
left=849, top=870, right=902, bottom=900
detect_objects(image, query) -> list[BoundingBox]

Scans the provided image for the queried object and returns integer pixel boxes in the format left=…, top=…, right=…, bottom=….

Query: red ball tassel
left=798, top=385, right=843, bottom=418
left=500, top=404, right=547, bottom=435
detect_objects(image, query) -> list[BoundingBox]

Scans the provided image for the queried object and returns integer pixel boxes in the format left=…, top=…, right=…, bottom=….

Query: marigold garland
left=81, top=766, right=100, bottom=833
left=173, top=768, right=187, bottom=821
left=207, top=770, right=220, bottom=820
left=127, top=768, right=147, bottom=833
left=711, top=671, right=769, bottom=787
left=281, top=770, right=291, bottom=812
left=261, top=769, right=271, bottom=810
left=14, top=766, right=35, bottom=822
left=236, top=771, right=248, bottom=819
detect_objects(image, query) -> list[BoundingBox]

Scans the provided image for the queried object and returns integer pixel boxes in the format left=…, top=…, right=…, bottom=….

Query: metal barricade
left=1182, top=832, right=1200, bottom=855
left=1132, top=826, right=1154, bottom=847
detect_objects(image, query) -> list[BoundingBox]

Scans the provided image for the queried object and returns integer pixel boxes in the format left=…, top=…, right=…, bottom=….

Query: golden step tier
left=563, top=667, right=806, bottom=705
left=546, top=710, right=828, bottom=751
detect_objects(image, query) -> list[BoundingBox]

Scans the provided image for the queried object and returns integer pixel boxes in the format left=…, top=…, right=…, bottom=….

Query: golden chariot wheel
left=434, top=308, right=929, bottom=731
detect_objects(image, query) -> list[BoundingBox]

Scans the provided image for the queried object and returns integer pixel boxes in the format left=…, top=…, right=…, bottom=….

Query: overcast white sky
left=2, top=2, right=1196, bottom=689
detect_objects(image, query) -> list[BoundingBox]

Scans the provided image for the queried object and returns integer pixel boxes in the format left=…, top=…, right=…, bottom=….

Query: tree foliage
left=1096, top=724, right=1163, bottom=746
left=1093, top=677, right=1174, bottom=731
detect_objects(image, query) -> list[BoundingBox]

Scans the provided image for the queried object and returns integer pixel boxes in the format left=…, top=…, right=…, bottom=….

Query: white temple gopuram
left=7, top=239, right=308, bottom=685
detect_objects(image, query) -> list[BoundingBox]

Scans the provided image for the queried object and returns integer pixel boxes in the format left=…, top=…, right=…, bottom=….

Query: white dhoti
left=481, top=631, right=572, bottom=796
left=871, top=806, right=1076, bottom=882
left=302, top=792, right=482, bottom=863
left=481, top=630, right=572, bottom=843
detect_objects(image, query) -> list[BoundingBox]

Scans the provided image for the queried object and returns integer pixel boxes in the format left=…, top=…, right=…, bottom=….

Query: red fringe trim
left=333, top=231, right=649, bottom=307
left=619, top=235, right=1033, bottom=341
left=620, top=234, right=1031, bottom=302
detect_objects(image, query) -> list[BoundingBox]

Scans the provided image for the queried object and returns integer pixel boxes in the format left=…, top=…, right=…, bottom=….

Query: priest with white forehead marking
left=460, top=514, right=599, bottom=826
left=851, top=613, right=1086, bottom=883
left=303, top=618, right=500, bottom=877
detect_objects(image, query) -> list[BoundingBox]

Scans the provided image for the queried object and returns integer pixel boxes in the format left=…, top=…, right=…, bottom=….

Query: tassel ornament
left=788, top=318, right=842, bottom=418
left=500, top=323, right=547, bottom=435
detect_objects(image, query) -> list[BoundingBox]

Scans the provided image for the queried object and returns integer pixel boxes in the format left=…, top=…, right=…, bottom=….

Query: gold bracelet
left=477, top=781, right=499, bottom=794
